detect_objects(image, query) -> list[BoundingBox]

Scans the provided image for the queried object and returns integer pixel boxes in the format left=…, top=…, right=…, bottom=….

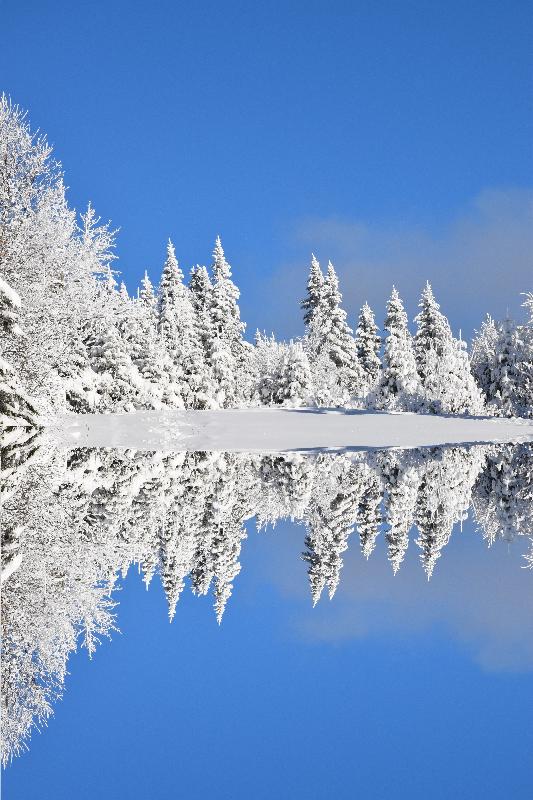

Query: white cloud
left=259, top=188, right=533, bottom=340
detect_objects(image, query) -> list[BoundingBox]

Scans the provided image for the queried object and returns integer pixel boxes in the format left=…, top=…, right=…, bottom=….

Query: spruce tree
left=323, top=263, right=362, bottom=394
left=274, top=341, right=312, bottom=406
left=305, top=261, right=362, bottom=405
left=189, top=265, right=217, bottom=408
left=208, top=237, right=249, bottom=407
left=355, top=302, right=381, bottom=396
left=413, top=282, right=452, bottom=374
left=158, top=240, right=208, bottom=408
left=471, top=315, right=499, bottom=406
left=375, top=287, right=420, bottom=411
left=301, top=254, right=324, bottom=326
left=252, top=332, right=287, bottom=406
left=488, top=318, right=528, bottom=416
left=189, top=265, right=214, bottom=354
left=84, top=269, right=144, bottom=411
left=414, top=283, right=484, bottom=415
left=128, top=279, right=168, bottom=408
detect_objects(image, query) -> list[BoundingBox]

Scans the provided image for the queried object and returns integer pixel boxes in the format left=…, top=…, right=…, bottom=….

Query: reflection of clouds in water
left=1, top=439, right=532, bottom=763
left=292, top=531, right=533, bottom=672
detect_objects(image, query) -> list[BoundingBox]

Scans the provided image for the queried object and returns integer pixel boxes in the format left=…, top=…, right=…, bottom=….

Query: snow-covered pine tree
left=157, top=240, right=187, bottom=407
left=62, top=204, right=121, bottom=412
left=472, top=300, right=532, bottom=418
left=139, top=271, right=156, bottom=310
left=519, top=293, right=533, bottom=416
left=491, top=318, right=529, bottom=417
left=189, top=265, right=213, bottom=350
left=413, top=283, right=451, bottom=371
left=209, top=237, right=251, bottom=407
left=83, top=267, right=144, bottom=411
left=305, top=260, right=362, bottom=406
left=274, top=340, right=312, bottom=406
left=471, top=314, right=499, bottom=409
left=374, top=287, right=420, bottom=411
left=301, top=254, right=324, bottom=326
left=321, top=262, right=362, bottom=400
left=188, top=265, right=217, bottom=408
left=136, top=272, right=167, bottom=396
left=251, top=331, right=283, bottom=405
left=355, top=302, right=381, bottom=399
left=157, top=240, right=209, bottom=408
left=414, top=283, right=484, bottom=415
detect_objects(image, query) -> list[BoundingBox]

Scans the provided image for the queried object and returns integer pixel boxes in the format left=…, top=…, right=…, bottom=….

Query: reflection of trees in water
left=1, top=442, right=532, bottom=764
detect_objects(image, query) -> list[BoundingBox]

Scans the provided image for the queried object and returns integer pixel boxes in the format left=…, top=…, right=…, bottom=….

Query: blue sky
left=2, top=0, right=532, bottom=339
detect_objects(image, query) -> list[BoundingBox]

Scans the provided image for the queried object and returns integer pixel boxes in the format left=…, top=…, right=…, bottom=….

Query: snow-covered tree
left=355, top=302, right=381, bottom=398
left=252, top=331, right=287, bottom=405
left=128, top=271, right=168, bottom=405
left=470, top=315, right=499, bottom=407
left=208, top=237, right=251, bottom=407
left=301, top=254, right=324, bottom=326
left=157, top=240, right=210, bottom=408
left=305, top=260, right=362, bottom=406
left=189, top=265, right=212, bottom=350
left=274, top=341, right=312, bottom=406
left=320, top=262, right=362, bottom=399
left=0, top=276, right=38, bottom=427
left=82, top=268, right=144, bottom=411
left=472, top=310, right=532, bottom=418
left=414, top=283, right=484, bottom=415
left=413, top=283, right=451, bottom=369
left=374, top=287, right=420, bottom=411
left=1, top=98, right=118, bottom=413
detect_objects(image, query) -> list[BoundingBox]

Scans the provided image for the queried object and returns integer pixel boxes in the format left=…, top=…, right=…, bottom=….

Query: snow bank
left=49, top=408, right=533, bottom=453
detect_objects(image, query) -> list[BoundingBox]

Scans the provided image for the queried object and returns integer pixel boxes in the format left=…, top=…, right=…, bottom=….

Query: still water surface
left=2, top=440, right=532, bottom=798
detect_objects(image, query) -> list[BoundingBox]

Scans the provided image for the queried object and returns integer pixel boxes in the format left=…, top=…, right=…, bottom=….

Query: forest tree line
left=1, top=96, right=532, bottom=423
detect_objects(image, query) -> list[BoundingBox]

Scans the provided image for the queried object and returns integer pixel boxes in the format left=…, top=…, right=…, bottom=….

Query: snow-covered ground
left=49, top=409, right=533, bottom=452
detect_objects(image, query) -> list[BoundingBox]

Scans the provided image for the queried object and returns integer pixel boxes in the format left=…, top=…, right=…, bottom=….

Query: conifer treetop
left=189, top=264, right=213, bottom=297
left=301, top=254, right=325, bottom=326
left=159, top=239, right=184, bottom=294
left=212, top=236, right=232, bottom=281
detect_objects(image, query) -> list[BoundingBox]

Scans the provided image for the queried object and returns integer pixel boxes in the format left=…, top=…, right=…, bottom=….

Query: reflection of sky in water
left=3, top=443, right=533, bottom=799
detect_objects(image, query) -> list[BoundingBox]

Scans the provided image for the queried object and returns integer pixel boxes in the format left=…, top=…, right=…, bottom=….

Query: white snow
left=49, top=408, right=533, bottom=452
left=0, top=275, right=21, bottom=307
